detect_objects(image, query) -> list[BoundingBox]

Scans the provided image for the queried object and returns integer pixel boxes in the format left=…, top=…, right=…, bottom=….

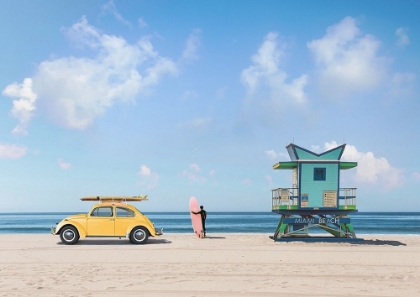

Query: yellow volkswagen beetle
left=51, top=195, right=163, bottom=245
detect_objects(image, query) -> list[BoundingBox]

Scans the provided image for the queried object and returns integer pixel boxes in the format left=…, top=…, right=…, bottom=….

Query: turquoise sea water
left=0, top=212, right=419, bottom=235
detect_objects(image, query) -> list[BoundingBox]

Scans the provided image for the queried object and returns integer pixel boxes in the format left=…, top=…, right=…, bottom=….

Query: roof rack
left=80, top=195, right=148, bottom=202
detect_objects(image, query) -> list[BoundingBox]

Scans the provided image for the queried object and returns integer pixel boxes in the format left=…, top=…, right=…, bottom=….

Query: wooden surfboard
left=80, top=195, right=148, bottom=202
left=189, top=197, right=203, bottom=238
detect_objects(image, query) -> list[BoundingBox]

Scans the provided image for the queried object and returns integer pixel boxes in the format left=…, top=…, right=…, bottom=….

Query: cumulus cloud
left=179, top=164, right=206, bottom=182
left=100, top=0, right=130, bottom=26
left=4, top=16, right=178, bottom=131
left=138, top=165, right=159, bottom=189
left=182, top=28, right=201, bottom=61
left=189, top=163, right=201, bottom=172
left=0, top=143, right=27, bottom=159
left=58, top=158, right=71, bottom=170
left=310, top=145, right=321, bottom=153
left=307, top=17, right=387, bottom=98
left=180, top=90, right=199, bottom=101
left=396, top=27, right=409, bottom=47
left=178, top=117, right=212, bottom=130
left=138, top=18, right=148, bottom=28
left=325, top=141, right=404, bottom=190
left=241, top=32, right=308, bottom=107
left=209, top=169, right=216, bottom=177
left=2, top=78, right=37, bottom=135
left=265, top=149, right=289, bottom=160
left=412, top=172, right=420, bottom=181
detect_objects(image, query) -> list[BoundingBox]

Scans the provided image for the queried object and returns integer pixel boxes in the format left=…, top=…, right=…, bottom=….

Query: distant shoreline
left=1, top=211, right=420, bottom=214
left=1, top=212, right=419, bottom=235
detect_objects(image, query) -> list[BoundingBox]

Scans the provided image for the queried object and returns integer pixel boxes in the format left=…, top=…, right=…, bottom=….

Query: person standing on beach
left=192, top=205, right=207, bottom=237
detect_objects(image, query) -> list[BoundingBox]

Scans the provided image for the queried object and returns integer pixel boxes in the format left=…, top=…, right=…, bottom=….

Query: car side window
left=116, top=207, right=135, bottom=218
left=90, top=207, right=113, bottom=217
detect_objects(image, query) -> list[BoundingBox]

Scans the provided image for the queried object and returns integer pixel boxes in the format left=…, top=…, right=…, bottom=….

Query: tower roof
left=286, top=143, right=346, bottom=161
left=272, top=143, right=357, bottom=170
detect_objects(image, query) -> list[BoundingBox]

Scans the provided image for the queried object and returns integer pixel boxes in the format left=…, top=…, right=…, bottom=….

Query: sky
left=1, top=0, right=419, bottom=212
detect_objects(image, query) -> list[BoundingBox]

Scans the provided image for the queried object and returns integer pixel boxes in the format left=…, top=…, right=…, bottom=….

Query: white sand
left=0, top=234, right=419, bottom=296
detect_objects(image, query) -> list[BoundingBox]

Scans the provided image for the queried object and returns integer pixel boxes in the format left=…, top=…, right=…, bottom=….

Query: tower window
left=314, top=168, right=326, bottom=181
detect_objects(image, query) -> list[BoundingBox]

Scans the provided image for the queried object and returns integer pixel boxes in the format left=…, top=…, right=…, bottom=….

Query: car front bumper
left=155, top=228, right=163, bottom=236
left=51, top=226, right=57, bottom=235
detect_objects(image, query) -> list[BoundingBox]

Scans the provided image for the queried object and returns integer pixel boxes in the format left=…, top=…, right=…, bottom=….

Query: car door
left=114, top=207, right=136, bottom=237
left=87, top=206, right=115, bottom=236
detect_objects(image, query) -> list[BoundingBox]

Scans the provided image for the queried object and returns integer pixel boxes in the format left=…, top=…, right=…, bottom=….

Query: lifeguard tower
left=271, top=143, right=359, bottom=241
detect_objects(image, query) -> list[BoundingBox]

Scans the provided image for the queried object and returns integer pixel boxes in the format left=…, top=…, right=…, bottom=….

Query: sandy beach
left=0, top=234, right=419, bottom=297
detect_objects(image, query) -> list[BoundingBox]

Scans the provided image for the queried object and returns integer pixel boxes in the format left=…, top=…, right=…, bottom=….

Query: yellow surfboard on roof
left=80, top=195, right=148, bottom=202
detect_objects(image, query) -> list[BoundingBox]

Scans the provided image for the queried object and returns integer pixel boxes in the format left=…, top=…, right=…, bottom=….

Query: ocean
left=0, top=212, right=419, bottom=235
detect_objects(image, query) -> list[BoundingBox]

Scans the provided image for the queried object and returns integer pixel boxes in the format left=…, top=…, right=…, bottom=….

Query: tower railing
left=272, top=188, right=299, bottom=209
left=272, top=187, right=357, bottom=209
left=339, top=188, right=357, bottom=209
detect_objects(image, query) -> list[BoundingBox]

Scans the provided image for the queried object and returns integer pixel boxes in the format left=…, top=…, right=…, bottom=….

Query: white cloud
left=179, top=171, right=206, bottom=182
left=138, top=17, right=148, bottom=28
left=209, top=169, right=216, bottom=177
left=265, top=149, right=289, bottom=160
left=310, top=145, right=321, bottom=153
left=138, top=165, right=159, bottom=189
left=0, top=143, right=27, bottom=159
left=179, top=164, right=206, bottom=182
left=265, top=150, right=277, bottom=159
left=412, top=172, right=420, bottom=181
left=178, top=117, right=212, bottom=130
left=58, top=158, right=71, bottom=170
left=5, top=16, right=178, bottom=131
left=101, top=0, right=130, bottom=26
left=325, top=141, right=404, bottom=190
left=189, top=163, right=201, bottom=172
left=396, top=27, right=410, bottom=47
left=2, top=78, right=37, bottom=135
left=139, top=165, right=152, bottom=177
left=182, top=28, right=201, bottom=61
left=307, top=17, right=387, bottom=98
left=241, top=32, right=308, bottom=107
left=180, top=90, right=199, bottom=101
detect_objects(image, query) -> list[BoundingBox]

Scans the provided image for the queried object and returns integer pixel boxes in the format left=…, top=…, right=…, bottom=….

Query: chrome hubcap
left=134, top=230, right=145, bottom=241
left=63, top=230, right=75, bottom=241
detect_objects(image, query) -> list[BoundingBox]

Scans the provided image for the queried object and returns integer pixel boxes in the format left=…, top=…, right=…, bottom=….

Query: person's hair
left=200, top=205, right=203, bottom=209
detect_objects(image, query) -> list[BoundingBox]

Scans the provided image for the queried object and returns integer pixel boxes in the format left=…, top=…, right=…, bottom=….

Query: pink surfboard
left=189, top=197, right=203, bottom=238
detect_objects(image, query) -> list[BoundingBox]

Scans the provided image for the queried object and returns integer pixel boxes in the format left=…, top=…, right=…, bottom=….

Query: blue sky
left=1, top=0, right=419, bottom=212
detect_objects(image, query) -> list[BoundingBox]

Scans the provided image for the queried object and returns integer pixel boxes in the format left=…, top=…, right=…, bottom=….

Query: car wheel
left=130, top=226, right=149, bottom=244
left=60, top=226, right=79, bottom=245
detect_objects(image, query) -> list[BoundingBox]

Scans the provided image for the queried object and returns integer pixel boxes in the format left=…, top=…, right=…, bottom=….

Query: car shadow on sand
left=203, top=236, right=226, bottom=239
left=56, top=238, right=172, bottom=246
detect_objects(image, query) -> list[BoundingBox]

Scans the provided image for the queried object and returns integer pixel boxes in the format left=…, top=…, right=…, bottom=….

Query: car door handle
left=109, top=219, right=114, bottom=221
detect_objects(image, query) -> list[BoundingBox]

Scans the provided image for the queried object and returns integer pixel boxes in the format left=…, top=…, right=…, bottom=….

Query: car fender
left=126, top=223, right=155, bottom=238
left=57, top=221, right=87, bottom=239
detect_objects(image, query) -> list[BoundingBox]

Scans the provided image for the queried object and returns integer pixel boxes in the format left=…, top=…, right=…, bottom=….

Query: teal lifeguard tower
left=271, top=143, right=359, bottom=241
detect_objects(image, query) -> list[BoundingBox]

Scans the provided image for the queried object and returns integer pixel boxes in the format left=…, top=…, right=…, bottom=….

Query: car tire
left=130, top=226, right=149, bottom=244
left=60, top=225, right=80, bottom=245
